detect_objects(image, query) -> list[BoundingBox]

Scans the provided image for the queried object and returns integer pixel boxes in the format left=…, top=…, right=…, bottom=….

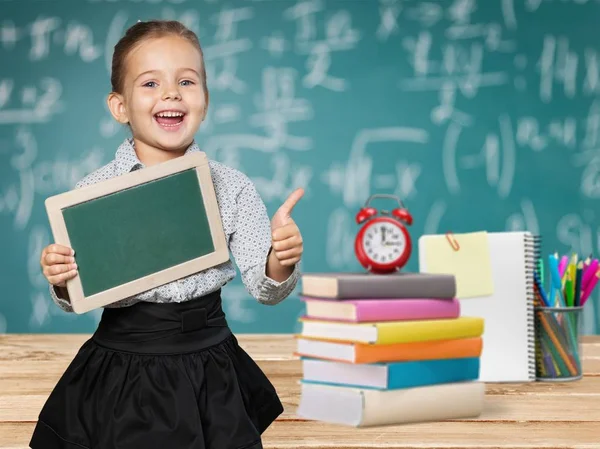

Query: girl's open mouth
left=154, top=111, right=186, bottom=131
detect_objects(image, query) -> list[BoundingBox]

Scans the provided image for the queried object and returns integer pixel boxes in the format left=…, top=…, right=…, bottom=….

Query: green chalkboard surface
left=44, top=152, right=229, bottom=313
left=1, top=0, right=600, bottom=332
left=62, top=169, right=214, bottom=297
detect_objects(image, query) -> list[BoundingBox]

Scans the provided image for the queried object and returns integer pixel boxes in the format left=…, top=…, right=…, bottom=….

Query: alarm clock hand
left=381, top=227, right=386, bottom=243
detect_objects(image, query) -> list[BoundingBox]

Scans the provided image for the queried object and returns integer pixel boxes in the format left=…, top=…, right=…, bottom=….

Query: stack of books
left=295, top=271, right=486, bottom=427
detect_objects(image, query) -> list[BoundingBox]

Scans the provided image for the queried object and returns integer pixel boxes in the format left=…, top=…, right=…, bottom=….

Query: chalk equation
left=0, top=128, right=105, bottom=230
left=284, top=0, right=359, bottom=91
left=321, top=127, right=429, bottom=208
left=442, top=99, right=600, bottom=199
left=0, top=78, right=63, bottom=124
left=0, top=17, right=100, bottom=62
left=202, top=66, right=315, bottom=163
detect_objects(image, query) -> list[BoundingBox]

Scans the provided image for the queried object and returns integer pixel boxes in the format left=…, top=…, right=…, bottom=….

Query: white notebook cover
left=419, top=231, right=536, bottom=382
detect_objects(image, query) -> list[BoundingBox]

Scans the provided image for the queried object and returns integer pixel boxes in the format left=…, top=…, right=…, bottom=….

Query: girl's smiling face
left=107, top=34, right=208, bottom=158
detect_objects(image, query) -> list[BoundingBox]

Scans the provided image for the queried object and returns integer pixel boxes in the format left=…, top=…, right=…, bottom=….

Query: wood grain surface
left=1, top=334, right=599, bottom=448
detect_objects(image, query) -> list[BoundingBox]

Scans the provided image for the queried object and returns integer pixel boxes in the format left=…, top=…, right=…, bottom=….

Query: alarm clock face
left=361, top=220, right=407, bottom=265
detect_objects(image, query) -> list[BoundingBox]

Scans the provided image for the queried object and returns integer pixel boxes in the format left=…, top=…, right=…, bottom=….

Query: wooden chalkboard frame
left=44, top=152, right=229, bottom=314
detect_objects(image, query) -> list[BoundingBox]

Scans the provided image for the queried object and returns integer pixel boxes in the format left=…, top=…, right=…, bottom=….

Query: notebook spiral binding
left=524, top=232, right=541, bottom=380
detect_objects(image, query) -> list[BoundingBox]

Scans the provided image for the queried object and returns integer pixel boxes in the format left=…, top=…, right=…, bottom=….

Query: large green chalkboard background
left=1, top=0, right=600, bottom=334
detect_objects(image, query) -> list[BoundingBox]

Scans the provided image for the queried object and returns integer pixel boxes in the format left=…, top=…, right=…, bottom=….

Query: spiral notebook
left=418, top=231, right=538, bottom=382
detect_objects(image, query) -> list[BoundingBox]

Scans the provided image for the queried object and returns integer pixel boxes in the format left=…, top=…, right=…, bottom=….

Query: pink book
left=299, top=297, right=460, bottom=322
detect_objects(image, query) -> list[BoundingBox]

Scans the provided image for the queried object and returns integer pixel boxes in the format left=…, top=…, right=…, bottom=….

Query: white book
left=296, top=381, right=484, bottom=427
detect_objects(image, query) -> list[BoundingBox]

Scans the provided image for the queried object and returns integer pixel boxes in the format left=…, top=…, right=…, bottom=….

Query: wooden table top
left=1, top=334, right=599, bottom=448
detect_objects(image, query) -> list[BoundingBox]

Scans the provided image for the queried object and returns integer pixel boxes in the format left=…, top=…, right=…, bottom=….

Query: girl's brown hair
left=110, top=20, right=209, bottom=103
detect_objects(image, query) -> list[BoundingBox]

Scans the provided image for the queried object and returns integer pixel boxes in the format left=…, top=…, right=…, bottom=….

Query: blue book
left=301, top=356, right=480, bottom=390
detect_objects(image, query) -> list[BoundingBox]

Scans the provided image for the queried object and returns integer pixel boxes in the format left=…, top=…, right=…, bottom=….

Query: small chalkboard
left=45, top=152, right=229, bottom=314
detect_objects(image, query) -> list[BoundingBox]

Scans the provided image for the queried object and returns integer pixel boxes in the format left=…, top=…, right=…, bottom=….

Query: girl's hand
left=40, top=244, right=78, bottom=287
left=270, top=188, right=304, bottom=267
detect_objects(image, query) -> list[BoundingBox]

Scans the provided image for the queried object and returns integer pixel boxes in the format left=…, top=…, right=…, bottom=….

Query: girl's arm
left=229, top=181, right=301, bottom=305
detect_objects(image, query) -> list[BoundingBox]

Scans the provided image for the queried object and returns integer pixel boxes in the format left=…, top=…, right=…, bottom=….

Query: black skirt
left=29, top=289, right=284, bottom=449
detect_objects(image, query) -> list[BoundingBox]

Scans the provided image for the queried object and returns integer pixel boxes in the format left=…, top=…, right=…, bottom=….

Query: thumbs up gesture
left=269, top=188, right=304, bottom=271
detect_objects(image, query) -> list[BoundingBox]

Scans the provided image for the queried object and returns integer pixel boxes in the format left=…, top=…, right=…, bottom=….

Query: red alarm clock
left=354, top=194, right=413, bottom=274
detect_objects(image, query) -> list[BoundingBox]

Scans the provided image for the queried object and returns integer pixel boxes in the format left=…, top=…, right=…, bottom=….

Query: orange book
left=294, top=335, right=483, bottom=364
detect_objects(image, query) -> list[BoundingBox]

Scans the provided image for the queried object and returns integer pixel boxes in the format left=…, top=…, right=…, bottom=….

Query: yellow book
left=299, top=316, right=484, bottom=345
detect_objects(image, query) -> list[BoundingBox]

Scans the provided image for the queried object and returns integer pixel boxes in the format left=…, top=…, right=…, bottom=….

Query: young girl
left=32, top=20, right=304, bottom=449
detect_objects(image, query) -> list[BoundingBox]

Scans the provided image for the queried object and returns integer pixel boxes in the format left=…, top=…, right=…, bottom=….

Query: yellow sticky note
left=424, top=231, right=494, bottom=298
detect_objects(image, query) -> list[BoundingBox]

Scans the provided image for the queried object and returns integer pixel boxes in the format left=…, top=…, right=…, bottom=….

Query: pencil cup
left=534, top=306, right=583, bottom=382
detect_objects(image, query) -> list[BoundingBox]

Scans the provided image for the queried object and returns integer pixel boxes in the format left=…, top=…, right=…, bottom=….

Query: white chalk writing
left=0, top=78, right=63, bottom=124
left=0, top=128, right=105, bottom=229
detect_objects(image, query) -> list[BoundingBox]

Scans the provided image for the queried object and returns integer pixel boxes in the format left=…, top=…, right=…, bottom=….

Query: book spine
left=387, top=357, right=480, bottom=389
left=355, top=298, right=460, bottom=322
left=375, top=317, right=485, bottom=345
left=340, top=275, right=457, bottom=299
left=360, top=381, right=484, bottom=426
left=354, top=337, right=483, bottom=363
left=524, top=232, right=541, bottom=381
